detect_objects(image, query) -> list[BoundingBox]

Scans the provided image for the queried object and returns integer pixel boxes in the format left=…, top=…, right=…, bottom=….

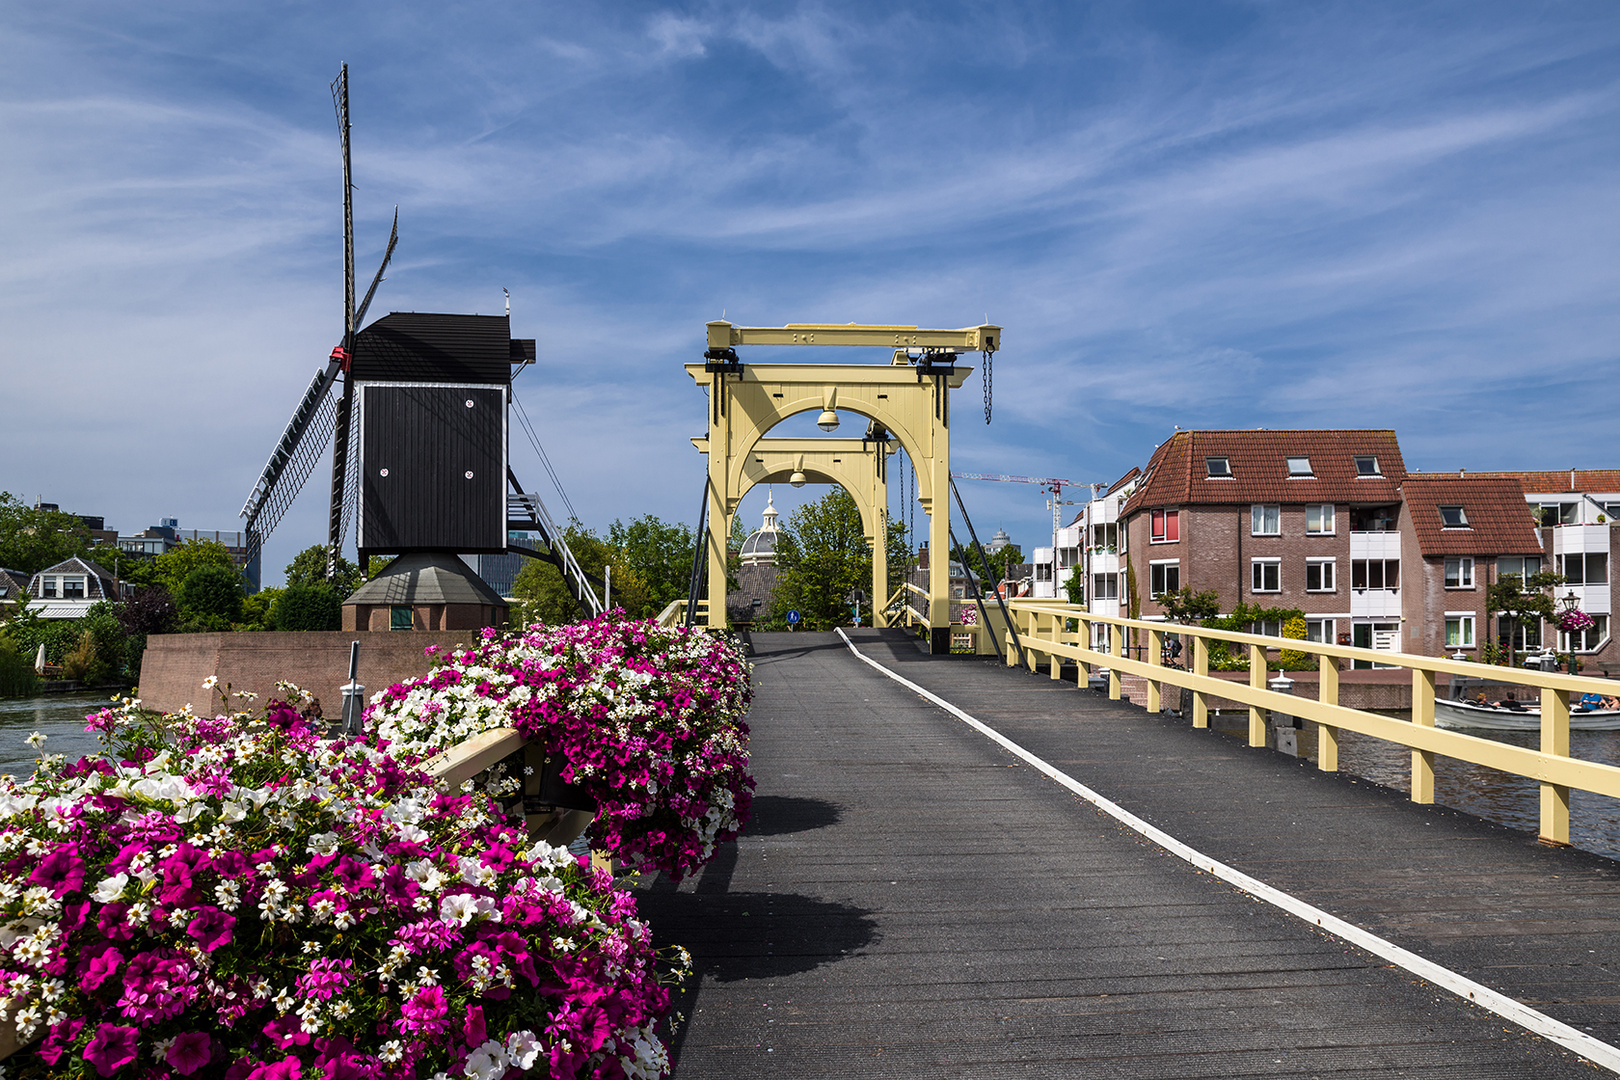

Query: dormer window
left=1439, top=505, right=1469, bottom=528
left=1205, top=456, right=1232, bottom=478
left=1354, top=456, right=1381, bottom=477
left=1286, top=456, right=1313, bottom=477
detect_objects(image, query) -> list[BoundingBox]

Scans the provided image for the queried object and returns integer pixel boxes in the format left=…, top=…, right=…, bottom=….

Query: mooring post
left=340, top=640, right=365, bottom=736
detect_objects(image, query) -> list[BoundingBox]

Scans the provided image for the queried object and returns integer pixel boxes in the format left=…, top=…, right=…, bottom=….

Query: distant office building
left=464, top=534, right=541, bottom=601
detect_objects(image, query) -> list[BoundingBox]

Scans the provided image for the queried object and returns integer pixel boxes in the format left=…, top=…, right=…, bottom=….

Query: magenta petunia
left=39, top=1017, right=84, bottom=1065
left=166, top=1031, right=213, bottom=1075
left=83, top=1023, right=139, bottom=1078
left=186, top=906, right=236, bottom=952
left=79, top=944, right=123, bottom=992
left=29, top=844, right=85, bottom=897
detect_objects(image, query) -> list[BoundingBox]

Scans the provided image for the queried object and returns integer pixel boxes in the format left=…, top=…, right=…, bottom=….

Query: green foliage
left=52, top=601, right=128, bottom=686
left=1157, top=586, right=1221, bottom=624
left=607, top=515, right=697, bottom=616
left=239, top=587, right=283, bottom=631
left=514, top=524, right=649, bottom=626
left=176, top=565, right=245, bottom=629
left=367, top=555, right=394, bottom=579
left=0, top=492, right=93, bottom=575
left=0, top=631, right=39, bottom=698
left=770, top=490, right=871, bottom=630
left=953, top=541, right=1022, bottom=589
left=4, top=608, right=85, bottom=667
left=1200, top=602, right=1306, bottom=671
left=1279, top=615, right=1310, bottom=667
left=272, top=583, right=343, bottom=631
left=155, top=539, right=241, bottom=597
left=285, top=545, right=363, bottom=597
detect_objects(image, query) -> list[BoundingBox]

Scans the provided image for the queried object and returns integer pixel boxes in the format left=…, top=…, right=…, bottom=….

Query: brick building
left=1120, top=429, right=1409, bottom=661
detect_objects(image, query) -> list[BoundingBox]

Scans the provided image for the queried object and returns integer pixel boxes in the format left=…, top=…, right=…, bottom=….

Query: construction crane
left=951, top=472, right=1101, bottom=595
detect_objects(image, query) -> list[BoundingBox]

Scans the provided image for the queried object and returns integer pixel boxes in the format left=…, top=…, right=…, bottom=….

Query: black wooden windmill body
left=238, top=65, right=601, bottom=620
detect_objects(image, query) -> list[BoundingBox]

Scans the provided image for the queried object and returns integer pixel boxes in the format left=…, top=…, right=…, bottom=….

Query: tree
left=285, top=545, right=362, bottom=597
left=273, top=584, right=343, bottom=631
left=513, top=523, right=649, bottom=626
left=176, top=565, right=245, bottom=630
left=58, top=601, right=127, bottom=686
left=954, top=541, right=1023, bottom=589
left=771, top=490, right=872, bottom=630
left=116, top=587, right=178, bottom=637
left=0, top=492, right=93, bottom=575
left=1487, top=570, right=1564, bottom=662
left=1158, top=586, right=1221, bottom=624
left=155, top=539, right=241, bottom=597
left=607, top=515, right=696, bottom=616
left=239, top=587, right=283, bottom=631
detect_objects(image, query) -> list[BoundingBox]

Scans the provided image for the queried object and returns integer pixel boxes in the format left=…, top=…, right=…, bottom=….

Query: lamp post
left=1559, top=589, right=1581, bottom=673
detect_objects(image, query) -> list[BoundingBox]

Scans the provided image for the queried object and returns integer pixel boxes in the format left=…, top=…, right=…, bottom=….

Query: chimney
left=1459, top=468, right=1465, bottom=478
left=918, top=541, right=929, bottom=570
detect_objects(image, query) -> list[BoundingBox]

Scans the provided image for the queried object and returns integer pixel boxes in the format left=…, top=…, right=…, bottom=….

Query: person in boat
left=1603, top=695, right=1620, bottom=710
left=1578, top=693, right=1605, bottom=711
left=1494, top=692, right=1527, bottom=711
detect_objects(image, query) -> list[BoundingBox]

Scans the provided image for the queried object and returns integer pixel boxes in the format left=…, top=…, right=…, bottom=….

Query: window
left=61, top=576, right=86, bottom=599
left=1306, top=618, right=1335, bottom=644
left=1206, top=456, right=1232, bottom=478
left=1092, top=573, right=1119, bottom=601
left=1034, top=563, right=1052, bottom=582
left=1560, top=552, right=1608, bottom=585
left=1286, top=456, right=1313, bottom=477
left=1150, top=561, right=1179, bottom=597
left=1150, top=508, right=1180, bottom=543
left=1500, top=619, right=1543, bottom=650
left=1306, top=558, right=1336, bottom=592
left=1606, top=502, right=1620, bottom=518
left=1444, top=557, right=1474, bottom=588
left=1354, top=456, right=1381, bottom=476
left=1351, top=559, right=1400, bottom=590
left=1498, top=556, right=1542, bottom=581
left=1250, top=619, right=1283, bottom=637
left=1251, top=558, right=1280, bottom=592
left=390, top=605, right=414, bottom=631
left=1560, top=615, right=1610, bottom=653
left=1439, top=505, right=1469, bottom=528
left=1251, top=504, right=1281, bottom=536
left=1350, top=506, right=1399, bottom=532
left=1306, top=504, right=1335, bottom=535
left=40, top=576, right=57, bottom=598
left=1445, top=615, right=1475, bottom=648
left=1539, top=502, right=1579, bottom=526
left=1090, top=523, right=1119, bottom=551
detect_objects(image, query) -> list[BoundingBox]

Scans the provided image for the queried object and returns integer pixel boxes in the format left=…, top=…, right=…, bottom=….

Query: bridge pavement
left=633, top=629, right=1620, bottom=1077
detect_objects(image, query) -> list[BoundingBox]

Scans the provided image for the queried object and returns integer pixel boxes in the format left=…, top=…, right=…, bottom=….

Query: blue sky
left=3, top=1, right=1618, bottom=584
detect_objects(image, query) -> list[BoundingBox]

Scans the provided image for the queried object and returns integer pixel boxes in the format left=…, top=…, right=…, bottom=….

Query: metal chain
left=908, top=454, right=915, bottom=551
left=982, top=349, right=993, bottom=424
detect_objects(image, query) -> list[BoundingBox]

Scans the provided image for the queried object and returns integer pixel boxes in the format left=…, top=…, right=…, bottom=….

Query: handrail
left=1003, top=601, right=1620, bottom=847
left=655, top=599, right=709, bottom=629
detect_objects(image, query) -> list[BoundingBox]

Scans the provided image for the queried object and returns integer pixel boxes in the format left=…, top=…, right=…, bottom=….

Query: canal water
left=1206, top=708, right=1620, bottom=861
left=5, top=693, right=1620, bottom=862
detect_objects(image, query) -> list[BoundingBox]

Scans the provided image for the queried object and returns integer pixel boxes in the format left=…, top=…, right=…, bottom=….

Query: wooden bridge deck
left=634, top=629, right=1620, bottom=1078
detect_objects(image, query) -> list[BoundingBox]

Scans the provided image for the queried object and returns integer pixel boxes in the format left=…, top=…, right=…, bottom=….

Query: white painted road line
left=835, top=628, right=1620, bottom=1075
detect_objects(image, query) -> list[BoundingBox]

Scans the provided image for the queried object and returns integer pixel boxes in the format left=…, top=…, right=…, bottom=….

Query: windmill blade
left=239, top=352, right=347, bottom=564
left=354, top=207, right=399, bottom=329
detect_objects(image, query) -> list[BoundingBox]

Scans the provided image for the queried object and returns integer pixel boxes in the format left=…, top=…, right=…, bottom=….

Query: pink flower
left=83, top=1023, right=139, bottom=1077
left=186, top=906, right=236, bottom=952
left=166, top=1031, right=213, bottom=1075
left=39, top=1017, right=84, bottom=1065
left=250, top=1058, right=303, bottom=1080
left=263, top=1015, right=311, bottom=1050
left=397, top=984, right=448, bottom=1036
left=463, top=1003, right=486, bottom=1048
left=29, top=844, right=85, bottom=897
left=79, top=944, right=123, bottom=992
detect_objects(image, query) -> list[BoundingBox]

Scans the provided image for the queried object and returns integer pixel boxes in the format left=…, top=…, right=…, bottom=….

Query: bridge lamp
left=816, top=388, right=840, bottom=432
left=790, top=453, right=807, bottom=488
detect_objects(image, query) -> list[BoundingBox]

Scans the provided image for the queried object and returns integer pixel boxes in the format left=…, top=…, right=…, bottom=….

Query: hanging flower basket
left=1558, top=609, right=1595, bottom=632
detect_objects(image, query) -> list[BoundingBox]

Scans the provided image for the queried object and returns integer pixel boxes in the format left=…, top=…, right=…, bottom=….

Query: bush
left=116, top=586, right=178, bottom=637
left=0, top=632, right=37, bottom=697
left=57, top=602, right=128, bottom=686
left=176, top=565, right=244, bottom=625
left=272, top=582, right=342, bottom=631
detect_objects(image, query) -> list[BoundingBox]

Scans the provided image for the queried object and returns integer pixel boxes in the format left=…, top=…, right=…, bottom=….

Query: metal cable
left=509, top=384, right=580, bottom=522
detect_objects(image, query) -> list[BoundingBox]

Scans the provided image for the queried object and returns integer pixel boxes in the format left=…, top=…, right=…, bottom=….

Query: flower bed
left=366, top=616, right=755, bottom=882
left=0, top=692, right=690, bottom=1079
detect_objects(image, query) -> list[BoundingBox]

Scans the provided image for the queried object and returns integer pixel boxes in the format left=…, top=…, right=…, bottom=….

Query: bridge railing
left=654, top=599, right=708, bottom=628
left=1003, top=600, right=1620, bottom=847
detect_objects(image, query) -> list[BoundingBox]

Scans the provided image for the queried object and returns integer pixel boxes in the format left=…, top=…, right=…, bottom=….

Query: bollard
left=1268, top=674, right=1300, bottom=756
left=339, top=640, right=365, bottom=736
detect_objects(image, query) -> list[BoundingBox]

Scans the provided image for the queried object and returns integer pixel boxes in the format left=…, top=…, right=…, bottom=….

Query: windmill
left=239, top=66, right=601, bottom=618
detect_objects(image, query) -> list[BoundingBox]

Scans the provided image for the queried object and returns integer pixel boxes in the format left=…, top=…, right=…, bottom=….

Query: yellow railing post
left=1317, top=653, right=1339, bottom=772
left=1540, top=687, right=1571, bottom=846
left=1248, top=644, right=1266, bottom=747
left=1027, top=611, right=1040, bottom=672
left=1077, top=617, right=1092, bottom=680
left=1050, top=613, right=1062, bottom=681
left=1411, top=669, right=1436, bottom=804
left=1192, top=636, right=1208, bottom=728
left=1146, top=628, right=1162, bottom=712
left=1108, top=626, right=1122, bottom=699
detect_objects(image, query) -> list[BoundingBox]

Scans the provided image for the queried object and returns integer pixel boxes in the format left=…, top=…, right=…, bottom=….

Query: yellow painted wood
left=1192, top=636, right=1209, bottom=728
left=1077, top=617, right=1092, bottom=679
left=1108, top=627, right=1122, bottom=700
left=1540, top=688, right=1571, bottom=846
left=1248, top=645, right=1266, bottom=747
left=709, top=320, right=1000, bottom=351
left=423, top=727, right=526, bottom=788
left=1318, top=653, right=1339, bottom=773
left=1050, top=614, right=1063, bottom=680
left=1146, top=629, right=1162, bottom=712
left=1412, top=669, right=1436, bottom=804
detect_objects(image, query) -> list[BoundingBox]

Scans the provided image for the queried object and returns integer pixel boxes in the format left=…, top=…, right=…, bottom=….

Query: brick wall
left=138, top=631, right=481, bottom=715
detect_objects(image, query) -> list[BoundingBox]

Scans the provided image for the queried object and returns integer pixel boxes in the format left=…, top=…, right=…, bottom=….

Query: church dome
left=740, top=492, right=781, bottom=566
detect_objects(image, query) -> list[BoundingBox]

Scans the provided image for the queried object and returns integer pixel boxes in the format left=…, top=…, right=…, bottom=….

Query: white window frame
left=1251, top=558, right=1281, bottom=593
left=1354, top=455, right=1382, bottom=477
left=1206, top=456, right=1232, bottom=478
left=1092, top=573, right=1119, bottom=601
left=1150, top=508, right=1180, bottom=544
left=1445, top=612, right=1476, bottom=649
left=1305, top=557, right=1336, bottom=592
left=1560, top=552, right=1608, bottom=586
left=1444, top=556, right=1474, bottom=589
left=1286, top=456, right=1313, bottom=477
left=1559, top=615, right=1610, bottom=653
left=1439, top=505, right=1469, bottom=528
left=40, top=576, right=58, bottom=598
left=1305, top=618, right=1335, bottom=644
left=1251, top=504, right=1281, bottom=536
left=1498, top=556, right=1542, bottom=581
left=1305, top=504, right=1335, bottom=535
left=1150, top=560, right=1180, bottom=597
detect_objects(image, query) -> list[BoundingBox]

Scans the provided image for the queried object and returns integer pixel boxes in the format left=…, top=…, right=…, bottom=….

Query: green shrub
left=177, top=565, right=245, bottom=625
left=273, top=583, right=342, bottom=631
left=0, top=633, right=38, bottom=698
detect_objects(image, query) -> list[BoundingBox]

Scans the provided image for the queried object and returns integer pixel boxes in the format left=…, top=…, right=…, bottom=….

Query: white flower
left=379, top=1041, right=404, bottom=1064
left=439, top=893, right=479, bottom=926
left=464, top=1041, right=510, bottom=1080
left=306, top=832, right=340, bottom=858
left=91, top=874, right=128, bottom=903
left=23, top=733, right=45, bottom=750
left=202, top=676, right=219, bottom=690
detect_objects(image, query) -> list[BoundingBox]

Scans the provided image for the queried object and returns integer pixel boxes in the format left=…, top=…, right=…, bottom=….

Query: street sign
left=786, top=609, right=802, bottom=625
left=844, top=589, right=866, bottom=604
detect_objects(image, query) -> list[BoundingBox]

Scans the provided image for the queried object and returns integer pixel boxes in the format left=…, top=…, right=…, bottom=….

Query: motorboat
left=1435, top=696, right=1620, bottom=731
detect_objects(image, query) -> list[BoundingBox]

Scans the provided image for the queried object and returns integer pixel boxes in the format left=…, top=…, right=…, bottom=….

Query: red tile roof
left=1418, top=469, right=1620, bottom=494
left=1123, top=430, right=1406, bottom=514
left=1401, top=476, right=1543, bottom=557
